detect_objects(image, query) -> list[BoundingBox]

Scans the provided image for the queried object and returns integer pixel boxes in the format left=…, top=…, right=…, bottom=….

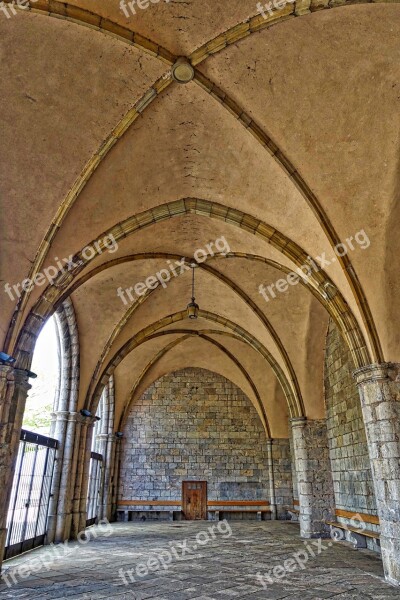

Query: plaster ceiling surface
left=83, top=257, right=329, bottom=415
left=63, top=0, right=269, bottom=56
left=103, top=268, right=282, bottom=351
left=210, top=257, right=330, bottom=412
left=50, top=83, right=330, bottom=252
left=0, top=13, right=164, bottom=336
left=1, top=0, right=399, bottom=437
left=198, top=4, right=400, bottom=357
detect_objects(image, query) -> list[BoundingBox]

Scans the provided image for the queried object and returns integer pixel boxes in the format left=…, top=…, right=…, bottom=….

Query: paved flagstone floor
left=0, top=521, right=399, bottom=599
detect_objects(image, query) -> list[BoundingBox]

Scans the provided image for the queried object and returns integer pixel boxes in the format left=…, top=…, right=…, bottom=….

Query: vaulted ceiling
left=1, top=0, right=399, bottom=437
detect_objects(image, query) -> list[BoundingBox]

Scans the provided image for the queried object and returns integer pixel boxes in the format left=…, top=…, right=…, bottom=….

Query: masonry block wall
left=272, top=439, right=293, bottom=517
left=324, top=320, right=378, bottom=537
left=289, top=433, right=298, bottom=502
left=119, top=368, right=282, bottom=508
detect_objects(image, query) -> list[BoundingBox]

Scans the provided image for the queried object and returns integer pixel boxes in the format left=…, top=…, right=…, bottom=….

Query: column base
left=0, top=528, right=7, bottom=572
left=381, top=534, right=400, bottom=586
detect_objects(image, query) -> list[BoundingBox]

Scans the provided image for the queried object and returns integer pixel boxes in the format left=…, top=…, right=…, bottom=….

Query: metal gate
left=4, top=429, right=58, bottom=560
left=86, top=451, right=103, bottom=526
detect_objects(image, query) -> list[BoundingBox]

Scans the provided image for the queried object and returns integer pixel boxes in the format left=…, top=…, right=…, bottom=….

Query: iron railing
left=4, top=429, right=58, bottom=559
left=86, top=451, right=103, bottom=526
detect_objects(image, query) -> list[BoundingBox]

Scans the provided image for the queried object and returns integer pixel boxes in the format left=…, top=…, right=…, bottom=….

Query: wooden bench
left=117, top=500, right=183, bottom=522
left=118, top=500, right=271, bottom=521
left=208, top=508, right=271, bottom=521
left=207, top=501, right=271, bottom=521
left=118, top=509, right=183, bottom=522
left=325, top=509, right=380, bottom=548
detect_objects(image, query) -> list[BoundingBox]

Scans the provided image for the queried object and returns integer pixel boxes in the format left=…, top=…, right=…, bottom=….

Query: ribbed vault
left=1, top=0, right=399, bottom=438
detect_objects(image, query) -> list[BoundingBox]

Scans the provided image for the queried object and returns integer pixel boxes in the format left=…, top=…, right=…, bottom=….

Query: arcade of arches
left=0, top=0, right=400, bottom=595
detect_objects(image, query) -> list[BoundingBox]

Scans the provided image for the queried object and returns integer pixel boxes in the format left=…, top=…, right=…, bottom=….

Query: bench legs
left=329, top=525, right=368, bottom=549
left=209, top=510, right=269, bottom=521
left=347, top=530, right=367, bottom=548
left=207, top=510, right=220, bottom=521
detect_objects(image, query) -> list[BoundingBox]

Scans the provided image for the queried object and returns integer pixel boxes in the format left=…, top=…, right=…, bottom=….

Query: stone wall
left=324, top=320, right=378, bottom=538
left=119, top=368, right=288, bottom=512
left=289, top=432, right=298, bottom=501
left=272, top=439, right=293, bottom=517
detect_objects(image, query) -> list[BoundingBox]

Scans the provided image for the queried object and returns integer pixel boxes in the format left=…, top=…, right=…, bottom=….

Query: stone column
left=289, top=432, right=298, bottom=504
left=46, top=410, right=69, bottom=544
left=77, top=419, right=95, bottom=534
left=112, top=437, right=123, bottom=518
left=107, top=435, right=116, bottom=521
left=266, top=440, right=277, bottom=519
left=96, top=432, right=107, bottom=519
left=354, top=363, right=400, bottom=586
left=0, top=367, right=31, bottom=570
left=271, top=438, right=294, bottom=519
left=69, top=417, right=85, bottom=539
left=69, top=416, right=93, bottom=537
left=47, top=411, right=80, bottom=543
left=290, top=417, right=335, bottom=538
left=96, top=433, right=116, bottom=521
left=0, top=365, right=13, bottom=562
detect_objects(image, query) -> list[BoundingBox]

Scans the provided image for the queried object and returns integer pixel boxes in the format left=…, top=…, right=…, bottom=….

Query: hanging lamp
left=187, top=264, right=199, bottom=319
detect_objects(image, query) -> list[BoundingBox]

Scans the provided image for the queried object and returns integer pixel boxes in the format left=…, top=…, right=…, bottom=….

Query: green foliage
left=23, top=366, right=57, bottom=435
left=22, top=403, right=53, bottom=433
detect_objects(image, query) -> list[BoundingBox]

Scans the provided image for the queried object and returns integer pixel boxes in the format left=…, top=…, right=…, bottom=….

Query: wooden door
left=182, top=481, right=207, bottom=520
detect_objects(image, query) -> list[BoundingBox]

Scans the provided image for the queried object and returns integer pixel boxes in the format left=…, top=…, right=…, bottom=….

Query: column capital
left=66, top=411, right=80, bottom=423
left=12, top=369, right=32, bottom=391
left=353, top=362, right=400, bottom=386
left=290, top=417, right=307, bottom=429
left=81, top=417, right=97, bottom=427
left=51, top=410, right=70, bottom=421
left=73, top=412, right=98, bottom=426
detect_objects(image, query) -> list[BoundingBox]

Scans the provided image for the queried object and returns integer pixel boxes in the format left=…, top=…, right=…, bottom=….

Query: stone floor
left=0, top=521, right=399, bottom=599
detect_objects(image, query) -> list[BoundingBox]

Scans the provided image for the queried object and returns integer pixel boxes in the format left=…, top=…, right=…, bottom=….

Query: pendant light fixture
left=187, top=263, right=199, bottom=319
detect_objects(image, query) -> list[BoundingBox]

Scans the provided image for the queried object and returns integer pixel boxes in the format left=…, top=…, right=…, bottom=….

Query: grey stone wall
left=272, top=439, right=293, bottom=517
left=119, top=368, right=273, bottom=506
left=324, top=320, right=377, bottom=521
left=289, top=432, right=298, bottom=501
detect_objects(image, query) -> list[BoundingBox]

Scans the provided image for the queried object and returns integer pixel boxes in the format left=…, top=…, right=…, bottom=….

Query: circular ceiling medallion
left=171, top=57, right=195, bottom=84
